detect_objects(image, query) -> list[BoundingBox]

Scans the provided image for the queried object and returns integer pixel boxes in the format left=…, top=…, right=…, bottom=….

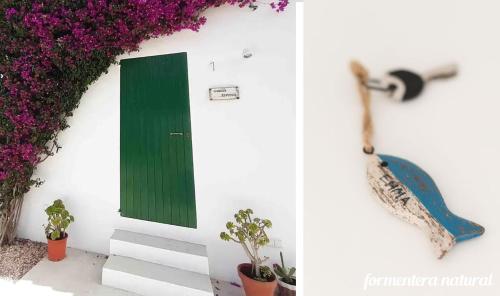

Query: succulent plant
left=274, top=251, right=296, bottom=285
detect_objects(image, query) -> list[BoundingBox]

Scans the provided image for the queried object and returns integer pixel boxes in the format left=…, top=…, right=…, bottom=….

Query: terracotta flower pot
left=278, top=278, right=296, bottom=296
left=47, top=234, right=68, bottom=261
left=237, top=263, right=277, bottom=296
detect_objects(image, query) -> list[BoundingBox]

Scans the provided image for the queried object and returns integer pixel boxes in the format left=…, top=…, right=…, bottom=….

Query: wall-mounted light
left=242, top=48, right=253, bottom=59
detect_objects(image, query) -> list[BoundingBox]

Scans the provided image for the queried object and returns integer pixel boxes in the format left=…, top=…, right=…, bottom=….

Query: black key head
left=386, top=70, right=425, bottom=101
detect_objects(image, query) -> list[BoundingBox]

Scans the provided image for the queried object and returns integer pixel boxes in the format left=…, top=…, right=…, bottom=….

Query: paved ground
left=0, top=247, right=244, bottom=296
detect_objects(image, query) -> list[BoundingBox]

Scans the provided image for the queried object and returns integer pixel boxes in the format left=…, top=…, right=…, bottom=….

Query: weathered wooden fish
left=367, top=154, right=485, bottom=258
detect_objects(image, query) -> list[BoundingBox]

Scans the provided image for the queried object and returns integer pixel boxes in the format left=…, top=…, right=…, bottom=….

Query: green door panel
left=120, top=52, right=197, bottom=228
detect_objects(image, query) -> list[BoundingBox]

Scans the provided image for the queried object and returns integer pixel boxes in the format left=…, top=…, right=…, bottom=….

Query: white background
left=18, top=4, right=295, bottom=283
left=305, top=1, right=500, bottom=295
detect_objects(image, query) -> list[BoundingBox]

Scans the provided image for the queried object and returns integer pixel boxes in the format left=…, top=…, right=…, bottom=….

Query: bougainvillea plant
left=0, top=0, right=288, bottom=245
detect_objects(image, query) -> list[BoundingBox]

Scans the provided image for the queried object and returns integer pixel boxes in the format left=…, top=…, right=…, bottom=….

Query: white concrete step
left=102, top=255, right=213, bottom=296
left=110, top=229, right=209, bottom=275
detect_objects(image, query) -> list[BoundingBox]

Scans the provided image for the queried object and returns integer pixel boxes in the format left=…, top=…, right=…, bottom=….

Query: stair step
left=110, top=229, right=209, bottom=274
left=102, top=255, right=213, bottom=296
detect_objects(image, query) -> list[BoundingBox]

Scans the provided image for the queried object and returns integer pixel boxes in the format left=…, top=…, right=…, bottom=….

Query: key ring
left=361, top=64, right=458, bottom=101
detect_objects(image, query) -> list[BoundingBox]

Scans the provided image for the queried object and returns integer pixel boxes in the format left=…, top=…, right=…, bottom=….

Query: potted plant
left=274, top=252, right=296, bottom=296
left=220, top=209, right=276, bottom=296
left=44, top=199, right=74, bottom=261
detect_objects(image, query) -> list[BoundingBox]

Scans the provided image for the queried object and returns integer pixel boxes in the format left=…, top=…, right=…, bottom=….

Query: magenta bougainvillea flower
left=0, top=0, right=287, bottom=243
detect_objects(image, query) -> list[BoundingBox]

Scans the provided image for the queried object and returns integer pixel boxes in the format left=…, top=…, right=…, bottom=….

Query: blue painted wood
left=378, top=154, right=485, bottom=243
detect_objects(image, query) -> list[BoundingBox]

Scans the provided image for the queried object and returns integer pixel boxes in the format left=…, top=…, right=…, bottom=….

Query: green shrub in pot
left=45, top=199, right=74, bottom=240
left=44, top=199, right=74, bottom=261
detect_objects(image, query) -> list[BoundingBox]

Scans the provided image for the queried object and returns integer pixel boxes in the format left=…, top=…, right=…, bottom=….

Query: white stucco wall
left=17, top=4, right=295, bottom=282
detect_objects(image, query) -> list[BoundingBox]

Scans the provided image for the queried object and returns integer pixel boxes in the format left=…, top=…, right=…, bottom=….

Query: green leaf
left=277, top=265, right=285, bottom=273
left=275, top=265, right=286, bottom=276
left=51, top=230, right=60, bottom=240
left=220, top=232, right=231, bottom=241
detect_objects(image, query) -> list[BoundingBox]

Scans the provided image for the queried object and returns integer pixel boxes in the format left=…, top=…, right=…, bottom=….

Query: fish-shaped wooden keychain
left=351, top=61, right=484, bottom=258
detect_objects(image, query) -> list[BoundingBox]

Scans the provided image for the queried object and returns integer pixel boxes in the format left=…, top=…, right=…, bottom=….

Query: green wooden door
left=120, top=52, right=196, bottom=228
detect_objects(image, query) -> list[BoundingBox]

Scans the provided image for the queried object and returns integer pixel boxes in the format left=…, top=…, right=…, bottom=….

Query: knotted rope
left=350, top=60, right=374, bottom=154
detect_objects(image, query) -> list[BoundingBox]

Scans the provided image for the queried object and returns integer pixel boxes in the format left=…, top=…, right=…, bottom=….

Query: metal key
left=364, top=64, right=458, bottom=101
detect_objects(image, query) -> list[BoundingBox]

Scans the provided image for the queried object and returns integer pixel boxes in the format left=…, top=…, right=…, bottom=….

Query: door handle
left=169, top=132, right=184, bottom=136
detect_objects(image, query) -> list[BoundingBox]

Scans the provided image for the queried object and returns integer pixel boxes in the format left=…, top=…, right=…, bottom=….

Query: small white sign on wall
left=209, top=86, right=239, bottom=101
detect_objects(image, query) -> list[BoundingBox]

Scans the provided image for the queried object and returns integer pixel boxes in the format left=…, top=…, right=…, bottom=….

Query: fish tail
left=432, top=214, right=485, bottom=258
left=450, top=215, right=485, bottom=243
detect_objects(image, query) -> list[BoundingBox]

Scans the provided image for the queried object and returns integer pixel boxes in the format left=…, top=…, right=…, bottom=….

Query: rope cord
left=350, top=60, right=374, bottom=154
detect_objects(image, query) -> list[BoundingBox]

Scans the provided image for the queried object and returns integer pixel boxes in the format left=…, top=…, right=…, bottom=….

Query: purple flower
left=5, top=8, right=17, bottom=19
left=0, top=171, right=7, bottom=181
left=270, top=0, right=289, bottom=12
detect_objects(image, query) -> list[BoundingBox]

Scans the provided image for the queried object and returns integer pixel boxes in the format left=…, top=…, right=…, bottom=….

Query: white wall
left=306, top=1, right=500, bottom=295
left=18, top=4, right=295, bottom=282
